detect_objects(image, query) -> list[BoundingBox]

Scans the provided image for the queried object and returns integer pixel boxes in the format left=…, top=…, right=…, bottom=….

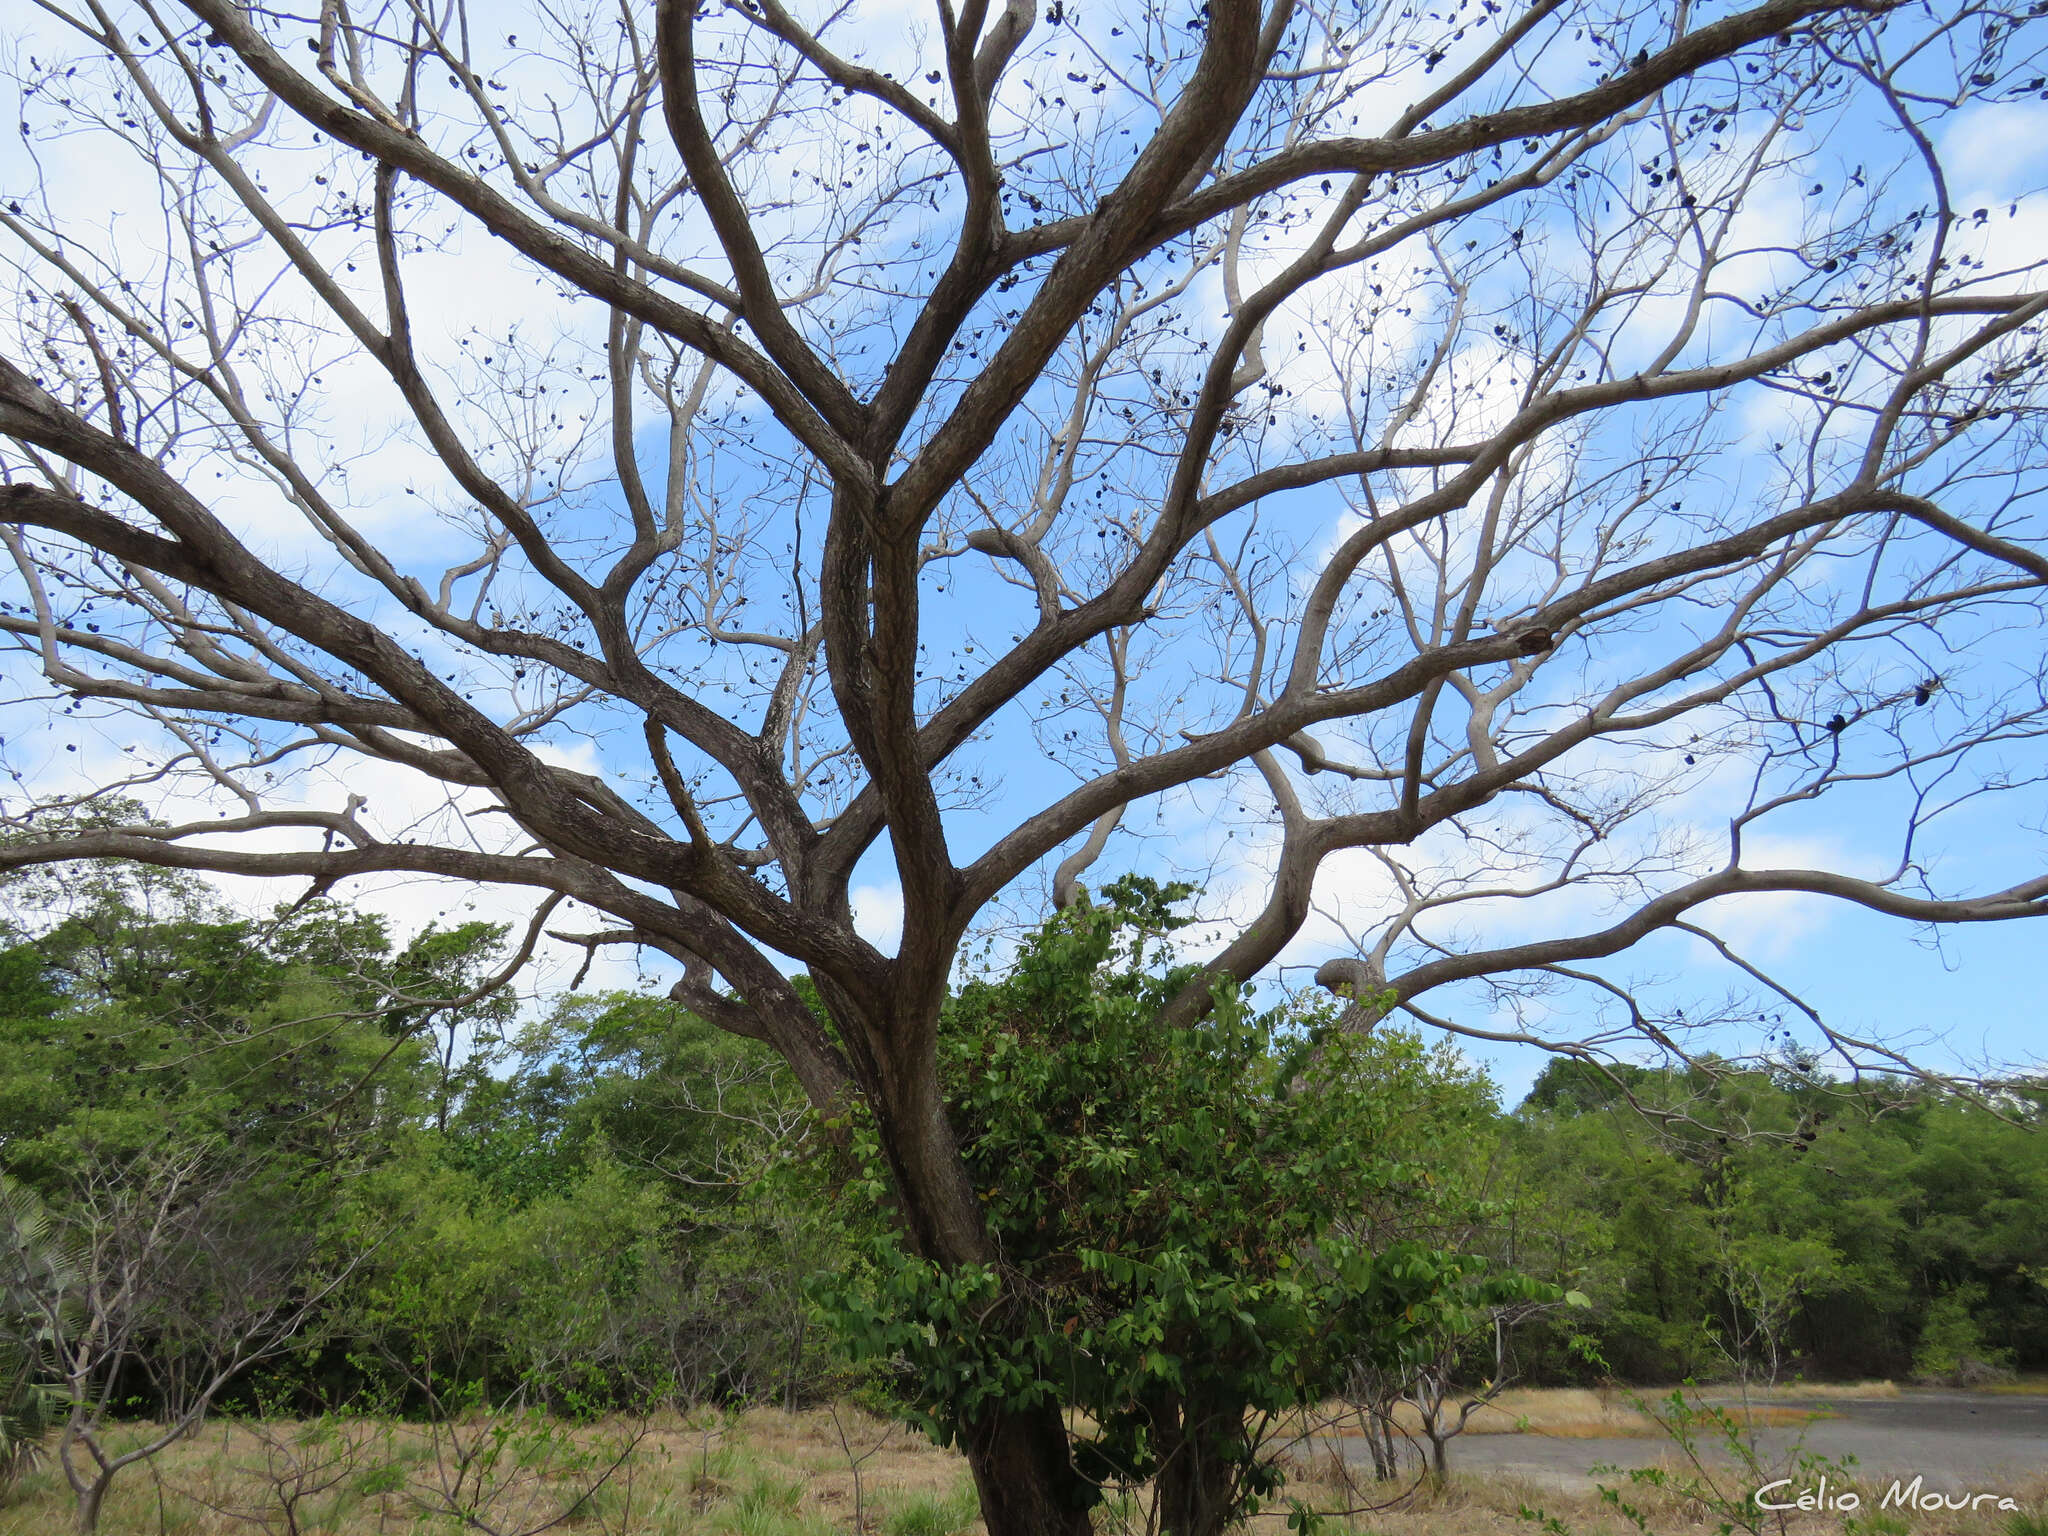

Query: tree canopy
left=4, top=0, right=2048, bottom=1523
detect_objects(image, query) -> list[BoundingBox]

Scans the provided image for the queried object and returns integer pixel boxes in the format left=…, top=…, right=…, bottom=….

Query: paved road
left=1330, top=1393, right=2048, bottom=1496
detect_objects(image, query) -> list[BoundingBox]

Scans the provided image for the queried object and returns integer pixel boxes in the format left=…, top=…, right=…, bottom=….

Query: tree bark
left=1365, top=1410, right=1400, bottom=1482
left=861, top=1013, right=1099, bottom=1533
left=960, top=1402, right=1097, bottom=1536
left=73, top=1478, right=107, bottom=1536
left=1150, top=1396, right=1246, bottom=1536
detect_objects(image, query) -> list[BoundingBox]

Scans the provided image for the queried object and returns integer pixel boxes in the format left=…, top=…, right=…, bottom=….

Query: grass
left=1248, top=1442, right=2048, bottom=1536
left=0, top=1407, right=963, bottom=1536
left=880, top=1475, right=982, bottom=1536
left=0, top=1393, right=2034, bottom=1536
left=1762, top=1381, right=1903, bottom=1401
left=1276, top=1385, right=1854, bottom=1445
left=1977, top=1377, right=2048, bottom=1397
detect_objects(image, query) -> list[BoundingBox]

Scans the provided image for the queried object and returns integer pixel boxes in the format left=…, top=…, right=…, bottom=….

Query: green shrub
left=1913, top=1285, right=2014, bottom=1382
left=823, top=878, right=1550, bottom=1531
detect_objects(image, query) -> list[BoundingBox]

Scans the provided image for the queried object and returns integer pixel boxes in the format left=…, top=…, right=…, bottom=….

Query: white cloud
left=851, top=880, right=904, bottom=953
left=1940, top=101, right=2048, bottom=196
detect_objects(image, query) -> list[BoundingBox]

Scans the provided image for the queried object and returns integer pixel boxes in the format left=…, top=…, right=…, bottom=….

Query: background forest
left=3, top=863, right=2043, bottom=1442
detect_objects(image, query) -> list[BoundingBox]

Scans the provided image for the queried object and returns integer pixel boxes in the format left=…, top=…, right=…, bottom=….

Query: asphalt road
left=1330, top=1392, right=2048, bottom=1496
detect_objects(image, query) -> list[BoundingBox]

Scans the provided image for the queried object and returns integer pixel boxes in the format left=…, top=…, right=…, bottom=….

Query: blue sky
left=2, top=0, right=2045, bottom=1107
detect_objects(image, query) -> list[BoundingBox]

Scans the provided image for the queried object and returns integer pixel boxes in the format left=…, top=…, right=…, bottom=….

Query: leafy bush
left=822, top=878, right=1553, bottom=1535
left=1912, top=1284, right=2013, bottom=1383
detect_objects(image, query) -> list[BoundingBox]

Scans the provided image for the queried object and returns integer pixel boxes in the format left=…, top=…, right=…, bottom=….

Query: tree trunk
left=872, top=1055, right=1096, bottom=1536
left=74, top=1477, right=107, bottom=1535
left=1154, top=1450, right=1239, bottom=1536
left=960, top=1402, right=1097, bottom=1536
left=1366, top=1410, right=1400, bottom=1482
left=1148, top=1396, right=1245, bottom=1536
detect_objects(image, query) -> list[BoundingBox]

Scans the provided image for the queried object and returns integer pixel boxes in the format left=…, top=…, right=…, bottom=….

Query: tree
left=0, top=850, right=486, bottom=1221
left=4, top=0, right=2048, bottom=1525
left=1327, top=1054, right=1589, bottom=1489
left=822, top=879, right=1551, bottom=1535
left=1501, top=1067, right=2048, bottom=1383
left=1348, top=1261, right=1578, bottom=1488
left=6, top=1141, right=363, bottom=1534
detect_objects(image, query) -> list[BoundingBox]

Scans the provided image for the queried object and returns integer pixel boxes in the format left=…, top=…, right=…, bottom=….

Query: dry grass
left=1276, top=1387, right=1846, bottom=1445
left=1974, top=1377, right=2048, bottom=1397
left=0, top=1393, right=2034, bottom=1536
left=0, top=1407, right=981, bottom=1536
left=1249, top=1443, right=2048, bottom=1536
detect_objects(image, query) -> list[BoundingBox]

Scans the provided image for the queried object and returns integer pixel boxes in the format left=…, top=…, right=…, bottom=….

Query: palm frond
left=0, top=1177, right=78, bottom=1494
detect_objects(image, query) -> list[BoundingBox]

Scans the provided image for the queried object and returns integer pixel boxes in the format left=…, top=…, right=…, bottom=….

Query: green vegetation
left=1, top=859, right=2045, bottom=1528
left=0, top=1179, right=71, bottom=1493
left=1504, top=1060, right=2048, bottom=1386
left=822, top=879, right=1557, bottom=1533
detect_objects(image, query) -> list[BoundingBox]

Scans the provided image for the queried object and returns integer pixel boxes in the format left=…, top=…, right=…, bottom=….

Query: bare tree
left=21, top=1146, right=360, bottom=1534
left=3, top=0, right=2047, bottom=1525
